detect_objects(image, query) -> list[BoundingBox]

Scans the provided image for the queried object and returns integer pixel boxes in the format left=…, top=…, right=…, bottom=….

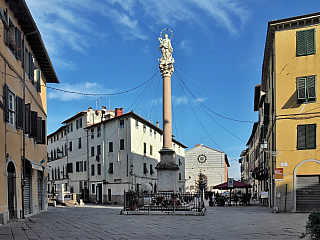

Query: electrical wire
left=175, top=68, right=254, bottom=112
left=176, top=74, right=223, bottom=151
left=148, top=75, right=161, bottom=121
left=176, top=72, right=247, bottom=142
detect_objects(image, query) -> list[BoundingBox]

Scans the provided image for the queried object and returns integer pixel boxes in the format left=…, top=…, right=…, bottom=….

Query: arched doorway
left=7, top=162, right=16, bottom=220
left=294, top=159, right=320, bottom=212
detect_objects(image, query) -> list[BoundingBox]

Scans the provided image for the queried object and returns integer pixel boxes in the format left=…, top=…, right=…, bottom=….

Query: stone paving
left=0, top=201, right=310, bottom=239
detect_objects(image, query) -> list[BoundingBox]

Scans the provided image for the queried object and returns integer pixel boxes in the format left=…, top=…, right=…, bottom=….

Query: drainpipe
left=21, top=30, right=37, bottom=219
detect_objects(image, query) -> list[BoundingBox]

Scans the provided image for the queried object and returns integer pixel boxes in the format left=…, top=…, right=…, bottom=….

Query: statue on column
left=158, top=29, right=174, bottom=76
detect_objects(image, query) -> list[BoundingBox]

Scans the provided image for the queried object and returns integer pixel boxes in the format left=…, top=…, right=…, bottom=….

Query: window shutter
left=35, top=69, right=41, bottom=93
left=37, top=120, right=46, bottom=145
left=306, top=124, right=316, bottom=149
left=297, top=30, right=306, bottom=56
left=36, top=116, right=42, bottom=143
left=297, top=125, right=306, bottom=149
left=3, top=83, right=9, bottom=122
left=263, top=103, right=270, bottom=125
left=25, top=103, right=31, bottom=134
left=307, top=76, right=316, bottom=99
left=30, top=111, right=38, bottom=138
left=15, top=96, right=24, bottom=129
left=15, top=28, right=22, bottom=60
left=297, top=78, right=307, bottom=100
left=307, top=29, right=316, bottom=55
left=29, top=53, right=34, bottom=80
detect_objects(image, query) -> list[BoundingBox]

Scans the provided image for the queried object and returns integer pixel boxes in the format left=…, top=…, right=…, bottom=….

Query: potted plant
left=300, top=211, right=320, bottom=239
left=126, top=189, right=139, bottom=210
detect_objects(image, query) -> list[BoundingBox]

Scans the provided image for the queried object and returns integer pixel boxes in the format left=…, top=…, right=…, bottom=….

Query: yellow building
left=260, top=12, right=320, bottom=212
left=0, top=0, right=58, bottom=223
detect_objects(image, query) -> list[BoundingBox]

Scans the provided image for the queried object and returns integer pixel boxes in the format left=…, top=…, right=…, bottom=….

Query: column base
left=156, top=148, right=179, bottom=192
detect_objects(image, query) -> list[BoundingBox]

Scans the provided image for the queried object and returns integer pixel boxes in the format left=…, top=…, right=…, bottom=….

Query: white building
left=47, top=108, right=187, bottom=204
left=185, top=144, right=229, bottom=193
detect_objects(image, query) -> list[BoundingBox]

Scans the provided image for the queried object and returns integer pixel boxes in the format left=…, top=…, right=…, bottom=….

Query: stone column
left=156, top=30, right=179, bottom=192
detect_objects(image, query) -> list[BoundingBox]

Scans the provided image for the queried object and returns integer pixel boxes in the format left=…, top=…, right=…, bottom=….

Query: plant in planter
left=126, top=189, right=139, bottom=210
left=300, top=211, right=320, bottom=239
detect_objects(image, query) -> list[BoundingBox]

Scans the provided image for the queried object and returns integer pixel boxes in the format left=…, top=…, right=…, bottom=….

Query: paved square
left=0, top=202, right=309, bottom=239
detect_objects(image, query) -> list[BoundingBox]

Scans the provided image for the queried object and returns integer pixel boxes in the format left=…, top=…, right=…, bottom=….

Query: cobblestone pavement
left=0, top=201, right=309, bottom=240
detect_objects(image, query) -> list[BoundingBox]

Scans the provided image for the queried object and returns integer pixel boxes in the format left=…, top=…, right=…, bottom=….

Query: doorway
left=96, top=184, right=102, bottom=203
left=7, top=162, right=16, bottom=220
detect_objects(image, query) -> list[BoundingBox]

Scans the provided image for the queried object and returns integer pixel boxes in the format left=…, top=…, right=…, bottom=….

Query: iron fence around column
left=123, top=191, right=205, bottom=213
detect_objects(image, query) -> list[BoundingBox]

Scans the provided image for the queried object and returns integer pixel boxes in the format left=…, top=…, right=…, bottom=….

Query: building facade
left=185, top=144, right=229, bottom=193
left=0, top=0, right=59, bottom=224
left=47, top=109, right=187, bottom=204
left=243, top=12, right=320, bottom=212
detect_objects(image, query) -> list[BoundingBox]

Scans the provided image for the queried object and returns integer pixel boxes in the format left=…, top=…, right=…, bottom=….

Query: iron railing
left=123, top=191, right=204, bottom=213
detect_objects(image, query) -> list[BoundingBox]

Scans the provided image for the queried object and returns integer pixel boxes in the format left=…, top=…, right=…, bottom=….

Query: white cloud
left=178, top=40, right=193, bottom=57
left=47, top=82, right=116, bottom=101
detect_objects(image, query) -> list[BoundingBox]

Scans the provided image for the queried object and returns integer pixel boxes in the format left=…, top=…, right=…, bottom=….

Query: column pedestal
left=156, top=148, right=179, bottom=192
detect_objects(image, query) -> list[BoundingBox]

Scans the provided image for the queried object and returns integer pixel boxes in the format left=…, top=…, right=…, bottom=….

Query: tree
left=196, top=172, right=208, bottom=193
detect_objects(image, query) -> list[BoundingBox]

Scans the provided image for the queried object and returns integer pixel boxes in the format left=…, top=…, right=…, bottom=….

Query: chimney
left=115, top=108, right=123, bottom=117
left=88, top=107, right=92, bottom=111
left=156, top=121, right=159, bottom=128
left=195, top=144, right=200, bottom=148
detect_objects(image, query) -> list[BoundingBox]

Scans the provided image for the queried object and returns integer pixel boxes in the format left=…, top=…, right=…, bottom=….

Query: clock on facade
left=197, top=154, right=207, bottom=164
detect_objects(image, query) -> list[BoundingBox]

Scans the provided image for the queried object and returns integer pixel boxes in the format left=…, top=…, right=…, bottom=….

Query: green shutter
left=297, top=125, right=306, bottom=149
left=297, top=29, right=316, bottom=56
left=3, top=83, right=9, bottom=122
left=306, top=124, right=316, bottom=149
left=297, top=77, right=307, bottom=100
left=307, top=76, right=316, bottom=99
left=297, top=30, right=306, bottom=56
left=307, top=29, right=316, bottom=55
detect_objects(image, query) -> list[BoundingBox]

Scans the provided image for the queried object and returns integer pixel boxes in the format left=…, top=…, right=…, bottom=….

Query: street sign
left=274, top=168, right=283, bottom=180
left=228, top=178, right=234, bottom=188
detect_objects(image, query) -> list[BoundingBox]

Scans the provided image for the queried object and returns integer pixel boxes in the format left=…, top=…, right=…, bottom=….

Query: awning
left=25, top=158, right=43, bottom=171
left=212, top=180, right=252, bottom=190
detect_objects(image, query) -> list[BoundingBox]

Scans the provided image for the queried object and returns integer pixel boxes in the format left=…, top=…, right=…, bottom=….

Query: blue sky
left=26, top=0, right=320, bottom=180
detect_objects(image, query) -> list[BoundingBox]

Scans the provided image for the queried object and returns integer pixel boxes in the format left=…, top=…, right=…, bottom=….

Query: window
left=69, top=141, right=72, bottom=152
left=143, top=142, right=146, bottom=155
left=76, top=120, right=78, bottom=129
left=108, top=163, right=113, bottom=174
left=97, top=164, right=101, bottom=175
left=61, top=131, right=63, bottom=138
left=57, top=134, right=59, bottom=141
left=150, top=128, right=152, bottom=136
left=297, top=124, right=316, bottom=149
left=297, top=28, right=315, bottom=56
left=92, top=184, right=95, bottom=194
left=91, top=164, right=95, bottom=176
left=78, top=138, right=82, bottom=149
left=150, top=145, right=153, bottom=156
left=67, top=162, right=73, bottom=173
left=150, top=164, right=154, bottom=175
left=65, top=143, right=67, bottom=155
left=120, top=119, right=124, bottom=128
left=76, top=161, right=82, bottom=172
left=91, top=129, right=94, bottom=139
left=4, top=16, right=22, bottom=60
left=179, top=173, right=182, bottom=181
left=143, top=163, right=148, bottom=174
left=51, top=138, right=53, bottom=143
left=297, top=76, right=316, bottom=103
left=97, top=145, right=101, bottom=155
left=79, top=118, right=82, bottom=128
left=143, top=125, right=146, bottom=133
left=84, top=161, right=86, bottom=171
left=91, top=146, right=95, bottom=157
left=97, top=126, right=101, bottom=137
left=8, top=90, right=14, bottom=125
left=135, top=120, right=139, bottom=128
left=120, top=139, right=124, bottom=150
left=109, top=142, right=113, bottom=152
left=70, top=123, right=73, bottom=132
left=154, top=130, right=156, bottom=139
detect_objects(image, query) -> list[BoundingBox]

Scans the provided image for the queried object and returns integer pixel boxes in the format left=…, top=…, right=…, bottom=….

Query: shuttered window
left=297, top=124, right=316, bottom=149
left=297, top=76, right=316, bottom=102
left=30, top=111, right=38, bottom=138
left=15, top=27, right=21, bottom=60
left=297, top=28, right=315, bottom=56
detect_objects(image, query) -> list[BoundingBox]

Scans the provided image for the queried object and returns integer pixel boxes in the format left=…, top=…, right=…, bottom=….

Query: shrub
left=300, top=211, right=320, bottom=239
